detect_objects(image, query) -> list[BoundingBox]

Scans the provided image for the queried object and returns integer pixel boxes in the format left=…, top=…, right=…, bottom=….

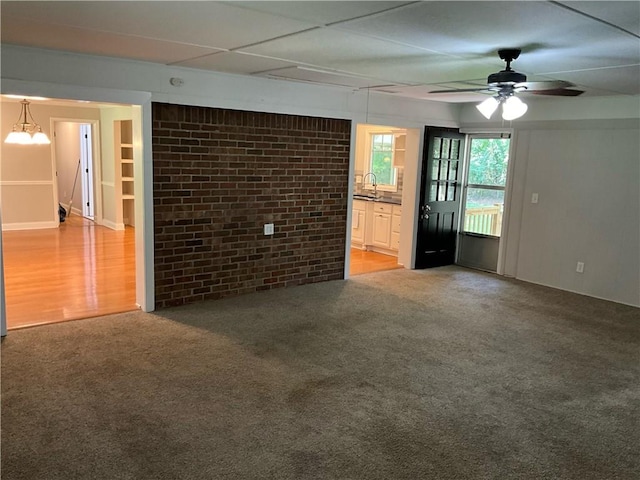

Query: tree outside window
left=463, top=138, right=510, bottom=236
left=370, top=133, right=395, bottom=186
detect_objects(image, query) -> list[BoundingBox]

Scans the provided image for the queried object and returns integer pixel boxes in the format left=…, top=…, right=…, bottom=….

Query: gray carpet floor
left=2, top=266, right=639, bottom=479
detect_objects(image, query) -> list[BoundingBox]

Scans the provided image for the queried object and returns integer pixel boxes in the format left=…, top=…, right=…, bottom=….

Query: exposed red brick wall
left=152, top=103, right=351, bottom=308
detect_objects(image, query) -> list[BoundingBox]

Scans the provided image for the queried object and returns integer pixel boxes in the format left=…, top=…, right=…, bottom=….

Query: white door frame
left=80, top=124, right=95, bottom=220
left=458, top=128, right=516, bottom=275
left=0, top=79, right=154, bottom=336
left=51, top=118, right=102, bottom=223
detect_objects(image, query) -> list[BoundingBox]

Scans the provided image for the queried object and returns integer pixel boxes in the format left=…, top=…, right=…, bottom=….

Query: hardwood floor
left=2, top=215, right=137, bottom=330
left=349, top=248, right=402, bottom=276
left=2, top=223, right=394, bottom=328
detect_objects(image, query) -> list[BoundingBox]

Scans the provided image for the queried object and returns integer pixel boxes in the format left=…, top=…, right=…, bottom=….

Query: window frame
left=365, top=132, right=398, bottom=193
left=460, top=134, right=511, bottom=238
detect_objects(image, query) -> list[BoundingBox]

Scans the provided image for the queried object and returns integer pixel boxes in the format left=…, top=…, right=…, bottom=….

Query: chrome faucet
left=362, top=172, right=377, bottom=198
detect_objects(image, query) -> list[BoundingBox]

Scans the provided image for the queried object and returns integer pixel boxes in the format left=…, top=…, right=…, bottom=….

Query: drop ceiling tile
left=174, top=52, right=298, bottom=75
left=228, top=1, right=413, bottom=25
left=241, top=28, right=439, bottom=74
left=511, top=40, right=640, bottom=74
left=372, top=85, right=488, bottom=103
left=332, top=54, right=499, bottom=86
left=0, top=1, right=316, bottom=50
left=261, top=66, right=386, bottom=89
left=555, top=1, right=640, bottom=36
left=339, top=0, right=639, bottom=69
left=1, top=16, right=224, bottom=64
left=545, top=65, right=640, bottom=95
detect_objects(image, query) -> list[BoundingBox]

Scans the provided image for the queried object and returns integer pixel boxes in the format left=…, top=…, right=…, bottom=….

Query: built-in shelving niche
left=115, top=119, right=135, bottom=227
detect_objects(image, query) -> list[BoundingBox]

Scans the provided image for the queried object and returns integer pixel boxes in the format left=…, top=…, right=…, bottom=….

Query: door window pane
left=432, top=161, right=441, bottom=180
left=433, top=137, right=442, bottom=159
left=429, top=182, right=438, bottom=202
left=441, top=138, right=451, bottom=159
left=448, top=161, right=458, bottom=181
left=450, top=139, right=460, bottom=160
left=446, top=183, right=456, bottom=201
left=467, top=138, right=509, bottom=187
left=440, top=161, right=449, bottom=182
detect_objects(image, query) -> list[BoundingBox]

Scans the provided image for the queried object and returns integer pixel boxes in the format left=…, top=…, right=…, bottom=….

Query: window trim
left=460, top=135, right=511, bottom=238
left=365, top=131, right=398, bottom=193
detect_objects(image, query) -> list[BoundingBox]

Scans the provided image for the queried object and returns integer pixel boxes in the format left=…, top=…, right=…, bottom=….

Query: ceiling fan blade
left=528, top=88, right=585, bottom=97
left=515, top=80, right=575, bottom=91
left=428, top=87, right=490, bottom=94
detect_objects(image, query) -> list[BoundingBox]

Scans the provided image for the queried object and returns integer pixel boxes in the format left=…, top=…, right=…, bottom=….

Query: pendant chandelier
left=4, top=99, right=51, bottom=145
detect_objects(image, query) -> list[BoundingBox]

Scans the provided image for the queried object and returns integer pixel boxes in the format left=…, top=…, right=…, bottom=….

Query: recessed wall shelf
left=115, top=119, right=135, bottom=227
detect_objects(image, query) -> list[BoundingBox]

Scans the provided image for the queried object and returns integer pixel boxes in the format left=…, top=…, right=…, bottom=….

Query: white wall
left=0, top=45, right=460, bottom=128
left=461, top=98, right=640, bottom=307
left=55, top=122, right=82, bottom=214
left=3, top=45, right=637, bottom=308
left=0, top=100, right=100, bottom=230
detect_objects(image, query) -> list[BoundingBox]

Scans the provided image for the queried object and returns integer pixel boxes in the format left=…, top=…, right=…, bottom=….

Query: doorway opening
left=457, top=134, right=511, bottom=273
left=54, top=121, right=96, bottom=222
left=0, top=97, right=140, bottom=330
left=414, top=127, right=512, bottom=274
left=349, top=123, right=421, bottom=276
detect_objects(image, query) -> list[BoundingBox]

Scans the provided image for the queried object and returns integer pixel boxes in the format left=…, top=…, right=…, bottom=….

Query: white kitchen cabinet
left=351, top=200, right=401, bottom=256
left=351, top=200, right=367, bottom=245
left=390, top=205, right=402, bottom=251
left=371, top=203, right=393, bottom=249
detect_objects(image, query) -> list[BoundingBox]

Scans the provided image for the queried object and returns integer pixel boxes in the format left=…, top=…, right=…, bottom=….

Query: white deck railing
left=464, top=204, right=503, bottom=236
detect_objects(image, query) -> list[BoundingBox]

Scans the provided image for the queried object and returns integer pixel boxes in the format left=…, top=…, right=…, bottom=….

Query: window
left=462, top=137, right=510, bottom=237
left=368, top=133, right=397, bottom=190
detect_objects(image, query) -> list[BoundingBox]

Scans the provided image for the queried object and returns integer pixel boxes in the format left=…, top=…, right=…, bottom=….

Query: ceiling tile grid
left=1, top=1, right=638, bottom=101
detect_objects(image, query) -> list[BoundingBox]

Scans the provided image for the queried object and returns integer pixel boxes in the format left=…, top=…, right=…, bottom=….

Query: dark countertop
left=353, top=195, right=402, bottom=205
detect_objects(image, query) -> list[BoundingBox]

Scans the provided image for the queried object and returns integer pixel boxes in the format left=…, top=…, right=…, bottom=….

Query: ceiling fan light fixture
left=501, top=96, right=528, bottom=120
left=476, top=96, right=500, bottom=119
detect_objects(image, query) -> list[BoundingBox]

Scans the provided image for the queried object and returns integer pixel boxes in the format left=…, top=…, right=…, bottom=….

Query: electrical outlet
left=576, top=262, right=584, bottom=273
left=531, top=193, right=539, bottom=204
left=264, top=223, right=274, bottom=236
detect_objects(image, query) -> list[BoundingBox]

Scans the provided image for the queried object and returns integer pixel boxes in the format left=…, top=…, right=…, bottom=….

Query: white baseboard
left=2, top=221, right=58, bottom=231
left=101, top=219, right=125, bottom=231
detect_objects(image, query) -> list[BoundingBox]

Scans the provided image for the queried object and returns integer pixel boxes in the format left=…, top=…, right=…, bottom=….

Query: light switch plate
left=264, top=223, right=274, bottom=235
left=531, top=193, right=539, bottom=204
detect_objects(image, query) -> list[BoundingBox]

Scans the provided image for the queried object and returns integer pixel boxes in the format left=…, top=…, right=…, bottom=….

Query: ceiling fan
left=430, top=48, right=584, bottom=120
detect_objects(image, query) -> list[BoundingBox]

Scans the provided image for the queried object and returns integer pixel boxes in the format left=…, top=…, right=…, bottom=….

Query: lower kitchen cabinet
left=371, top=203, right=393, bottom=249
left=351, top=201, right=402, bottom=256
left=391, top=207, right=402, bottom=251
left=351, top=200, right=367, bottom=245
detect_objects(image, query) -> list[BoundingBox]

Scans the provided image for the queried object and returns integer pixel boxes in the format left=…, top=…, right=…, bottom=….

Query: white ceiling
left=1, top=1, right=639, bottom=103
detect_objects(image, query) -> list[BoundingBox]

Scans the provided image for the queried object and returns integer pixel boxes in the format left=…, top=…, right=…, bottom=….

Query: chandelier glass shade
left=4, top=99, right=51, bottom=145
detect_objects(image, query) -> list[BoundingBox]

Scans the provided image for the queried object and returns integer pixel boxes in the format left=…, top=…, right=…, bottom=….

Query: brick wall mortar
left=153, top=103, right=351, bottom=308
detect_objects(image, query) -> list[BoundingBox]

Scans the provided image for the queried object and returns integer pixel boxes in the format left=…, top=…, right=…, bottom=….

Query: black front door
left=415, top=127, right=465, bottom=268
